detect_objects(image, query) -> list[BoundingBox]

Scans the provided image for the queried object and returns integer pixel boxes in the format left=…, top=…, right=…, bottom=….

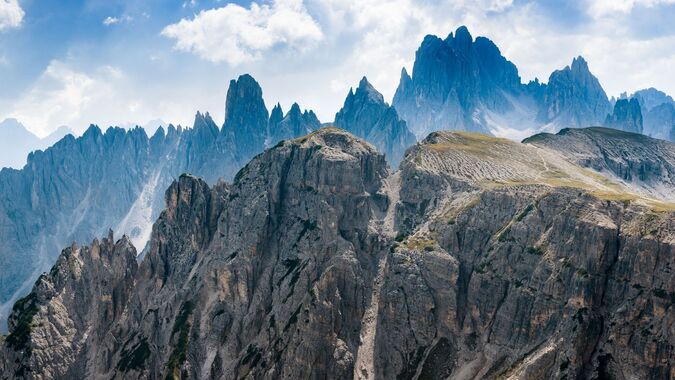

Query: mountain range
left=0, top=25, right=673, bottom=380
left=1, top=126, right=672, bottom=379
left=0, top=72, right=421, bottom=331
left=619, top=88, right=675, bottom=140
left=393, top=26, right=674, bottom=143
left=0, top=74, right=322, bottom=331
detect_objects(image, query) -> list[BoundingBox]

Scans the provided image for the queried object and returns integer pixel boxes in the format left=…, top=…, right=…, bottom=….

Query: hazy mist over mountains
left=0, top=1, right=674, bottom=379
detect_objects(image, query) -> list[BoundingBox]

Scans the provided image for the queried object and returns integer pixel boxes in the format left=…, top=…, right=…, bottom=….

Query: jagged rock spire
left=335, top=77, right=415, bottom=166
left=222, top=74, right=269, bottom=158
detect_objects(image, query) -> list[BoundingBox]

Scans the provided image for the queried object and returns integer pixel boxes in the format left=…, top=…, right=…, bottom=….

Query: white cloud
left=1, top=61, right=194, bottom=136
left=161, top=0, right=323, bottom=65
left=103, top=16, right=119, bottom=26
left=587, top=0, right=675, bottom=17
left=0, top=0, right=24, bottom=31
left=103, top=15, right=133, bottom=26
left=5, top=0, right=675, bottom=139
left=182, top=0, right=197, bottom=8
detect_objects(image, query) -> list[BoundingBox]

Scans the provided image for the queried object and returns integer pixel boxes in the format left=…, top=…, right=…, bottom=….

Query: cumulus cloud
left=293, top=0, right=675, bottom=105
left=587, top=0, right=675, bottom=17
left=6, top=61, right=111, bottom=135
left=103, top=16, right=120, bottom=26
left=0, top=0, right=24, bottom=31
left=161, top=0, right=323, bottom=65
left=2, top=61, right=192, bottom=136
left=5, top=0, right=675, bottom=138
left=103, top=15, right=133, bottom=26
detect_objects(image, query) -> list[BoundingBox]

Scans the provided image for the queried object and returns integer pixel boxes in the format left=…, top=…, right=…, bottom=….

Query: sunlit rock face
left=0, top=74, right=324, bottom=332
left=2, top=127, right=673, bottom=380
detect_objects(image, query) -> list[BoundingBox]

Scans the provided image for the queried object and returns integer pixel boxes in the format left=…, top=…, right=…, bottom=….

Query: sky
left=1, top=0, right=675, bottom=137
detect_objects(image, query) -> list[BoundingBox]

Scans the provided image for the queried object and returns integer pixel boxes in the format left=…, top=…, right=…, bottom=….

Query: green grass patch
left=516, top=204, right=535, bottom=222
left=475, top=261, right=491, bottom=274
left=394, top=233, right=407, bottom=242
left=498, top=226, right=512, bottom=242
left=5, top=293, right=39, bottom=354
left=118, top=337, right=151, bottom=372
left=165, top=301, right=194, bottom=380
left=526, top=246, right=544, bottom=256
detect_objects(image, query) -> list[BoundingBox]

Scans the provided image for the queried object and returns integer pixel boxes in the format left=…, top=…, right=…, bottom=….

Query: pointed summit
left=269, top=103, right=284, bottom=128
left=452, top=25, right=473, bottom=49
left=222, top=74, right=269, bottom=157
left=193, top=111, right=218, bottom=137
left=393, top=27, right=522, bottom=136
left=540, top=56, right=610, bottom=127
left=356, top=76, right=385, bottom=103
left=288, top=102, right=302, bottom=116
left=571, top=55, right=588, bottom=71
left=268, top=102, right=321, bottom=145
left=400, top=67, right=411, bottom=81
left=335, top=79, right=415, bottom=166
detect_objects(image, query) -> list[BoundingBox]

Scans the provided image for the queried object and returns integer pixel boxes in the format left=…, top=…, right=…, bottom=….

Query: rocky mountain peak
left=623, top=88, right=675, bottom=140
left=222, top=74, right=269, bottom=157
left=540, top=56, right=610, bottom=128
left=571, top=55, right=589, bottom=71
left=268, top=102, right=321, bottom=147
left=279, top=127, right=381, bottom=158
left=393, top=26, right=524, bottom=136
left=270, top=103, right=284, bottom=125
left=605, top=98, right=643, bottom=134
left=83, top=124, right=103, bottom=137
left=336, top=79, right=415, bottom=166
left=356, top=76, right=385, bottom=103
left=193, top=111, right=219, bottom=136
left=151, top=125, right=165, bottom=140
left=288, top=102, right=302, bottom=117
left=447, top=25, right=473, bottom=53
left=631, top=87, right=675, bottom=111
left=2, top=125, right=673, bottom=379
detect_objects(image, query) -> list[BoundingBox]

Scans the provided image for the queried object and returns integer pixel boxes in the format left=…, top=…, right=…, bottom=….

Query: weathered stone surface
left=1, top=128, right=672, bottom=380
left=524, top=127, right=675, bottom=202
left=0, top=232, right=138, bottom=379
left=0, top=75, right=324, bottom=331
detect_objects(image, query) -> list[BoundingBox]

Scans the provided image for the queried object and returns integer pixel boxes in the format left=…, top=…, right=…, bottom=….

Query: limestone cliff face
left=0, top=74, right=324, bottom=331
left=0, top=232, right=138, bottom=379
left=1, top=128, right=673, bottom=380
